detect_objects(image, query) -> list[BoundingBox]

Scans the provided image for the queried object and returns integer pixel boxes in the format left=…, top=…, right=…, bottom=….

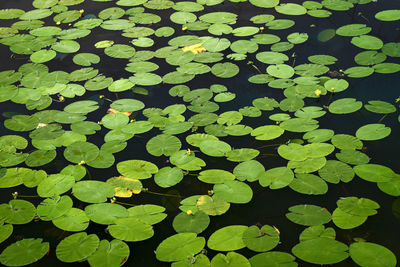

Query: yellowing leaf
left=182, top=43, right=207, bottom=55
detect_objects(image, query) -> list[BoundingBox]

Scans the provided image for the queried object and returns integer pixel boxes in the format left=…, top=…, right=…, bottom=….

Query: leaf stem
left=378, top=114, right=388, bottom=123
left=144, top=189, right=181, bottom=198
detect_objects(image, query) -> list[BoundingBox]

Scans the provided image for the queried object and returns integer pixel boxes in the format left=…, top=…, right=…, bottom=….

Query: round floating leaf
left=127, top=205, right=166, bottom=225
left=275, top=3, right=307, bottom=15
left=30, top=49, right=56, bottom=63
left=0, top=199, right=36, bottom=225
left=0, top=223, right=12, bottom=244
left=207, top=225, right=248, bottom=251
left=198, top=169, right=235, bottom=184
left=338, top=197, right=379, bottom=216
left=117, top=160, right=158, bottom=180
left=249, top=251, right=297, bottom=267
left=251, top=125, right=284, bottom=140
left=332, top=208, right=367, bottom=229
left=331, top=134, right=363, bottom=150
left=351, top=35, right=383, bottom=50
left=52, top=208, right=89, bottom=232
left=196, top=195, right=230, bottom=216
left=87, top=239, right=130, bottom=267
left=259, top=167, right=294, bottom=189
left=278, top=143, right=309, bottom=161
left=233, top=160, right=265, bottom=182
left=336, top=24, right=371, bottom=36
left=242, top=225, right=280, bottom=252
left=105, top=44, right=135, bottom=58
left=280, top=118, right=318, bottom=132
left=154, top=167, right=183, bottom=188
left=329, top=98, right=362, bottom=114
left=85, top=203, right=128, bottom=225
left=73, top=180, right=115, bottom=203
left=355, top=123, right=391, bottom=141
left=364, top=100, right=396, bottom=114
left=0, top=238, right=49, bottom=267
left=292, top=238, right=348, bottom=265
left=336, top=149, right=370, bottom=165
left=211, top=62, right=239, bottom=78
left=211, top=252, right=250, bottom=267
left=375, top=10, right=400, bottom=21
left=56, top=232, right=99, bottom=263
left=146, top=134, right=181, bottom=156
left=354, top=164, right=395, bottom=182
left=64, top=100, right=99, bottom=114
left=25, top=149, right=56, bottom=167
left=199, top=140, right=231, bottom=157
left=37, top=174, right=75, bottom=198
left=318, top=160, right=355, bottom=183
left=286, top=204, right=331, bottom=226
left=267, top=64, right=294, bottom=78
left=108, top=217, right=154, bottom=241
left=156, top=233, right=205, bottom=262
left=172, top=211, right=210, bottom=234
left=289, top=173, right=328, bottom=195
left=213, top=180, right=253, bottom=204
left=37, top=195, right=73, bottom=221
left=4, top=115, right=39, bottom=132
left=349, top=242, right=397, bottom=267
left=63, top=141, right=99, bottom=164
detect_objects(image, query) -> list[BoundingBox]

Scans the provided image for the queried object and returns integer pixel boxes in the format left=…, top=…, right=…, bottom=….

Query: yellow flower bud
left=314, top=89, right=322, bottom=96
left=56, top=21, right=61, bottom=25
left=79, top=9, right=84, bottom=13
left=182, top=26, right=188, bottom=31
left=78, top=160, right=86, bottom=165
left=186, top=210, right=193, bottom=215
left=58, top=95, right=65, bottom=102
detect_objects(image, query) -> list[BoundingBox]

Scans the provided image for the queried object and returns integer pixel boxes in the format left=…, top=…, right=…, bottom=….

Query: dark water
left=0, top=0, right=400, bottom=266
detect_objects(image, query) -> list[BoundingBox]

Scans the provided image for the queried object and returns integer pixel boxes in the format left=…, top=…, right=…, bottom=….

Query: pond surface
left=0, top=0, right=399, bottom=266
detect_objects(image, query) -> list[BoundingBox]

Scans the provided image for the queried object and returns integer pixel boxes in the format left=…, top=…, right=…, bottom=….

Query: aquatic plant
left=0, top=0, right=399, bottom=266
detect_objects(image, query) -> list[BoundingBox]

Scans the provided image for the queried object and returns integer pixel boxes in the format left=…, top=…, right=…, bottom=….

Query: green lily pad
left=117, top=160, right=158, bottom=179
left=289, top=173, right=328, bottom=195
left=37, top=174, right=75, bottom=197
left=213, top=180, right=253, bottom=204
left=56, top=232, right=99, bottom=263
left=292, top=238, right=348, bottom=264
left=242, top=225, right=280, bottom=252
left=196, top=195, right=230, bottom=216
left=37, top=195, right=73, bottom=221
left=249, top=251, right=297, bottom=267
left=156, top=233, right=205, bottom=262
left=52, top=207, right=89, bottom=232
left=233, top=160, right=265, bottom=182
left=108, top=217, right=154, bottom=241
left=286, top=204, right=331, bottom=226
left=332, top=208, right=367, bottom=229
left=318, top=160, right=355, bottom=183
left=349, top=242, right=397, bottom=267
left=199, top=139, right=231, bottom=157
left=72, top=180, right=115, bottom=203
left=259, top=167, right=294, bottom=189
left=207, top=225, right=248, bottom=251
left=211, top=252, right=250, bottom=267
left=0, top=238, right=49, bottom=267
left=354, top=164, right=395, bottom=182
left=146, top=134, right=181, bottom=156
left=0, top=199, right=36, bottom=225
left=355, top=123, right=391, bottom=141
left=172, top=211, right=210, bottom=234
left=63, top=141, right=99, bottom=163
left=87, top=239, right=130, bottom=267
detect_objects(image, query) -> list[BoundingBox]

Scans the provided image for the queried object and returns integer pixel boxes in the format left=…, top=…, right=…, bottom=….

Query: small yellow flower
left=99, top=95, right=104, bottom=99
left=111, top=197, right=116, bottom=203
left=58, top=95, right=65, bottom=102
left=79, top=9, right=84, bottom=14
left=97, top=121, right=103, bottom=125
left=56, top=21, right=61, bottom=25
left=186, top=148, right=191, bottom=155
left=68, top=23, right=72, bottom=26
left=259, top=26, right=264, bottom=31
left=182, top=26, right=188, bottom=31
left=130, top=119, right=135, bottom=123
left=331, top=87, right=335, bottom=91
left=314, top=89, right=322, bottom=96
left=186, top=210, right=193, bottom=215
left=78, top=160, right=86, bottom=165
